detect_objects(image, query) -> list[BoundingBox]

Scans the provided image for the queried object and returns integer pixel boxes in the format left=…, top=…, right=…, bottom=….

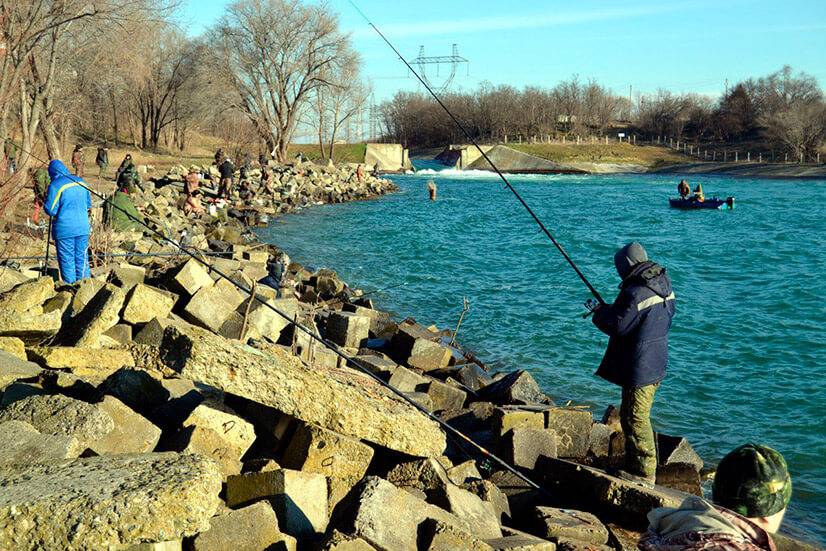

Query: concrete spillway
left=437, top=144, right=586, bottom=174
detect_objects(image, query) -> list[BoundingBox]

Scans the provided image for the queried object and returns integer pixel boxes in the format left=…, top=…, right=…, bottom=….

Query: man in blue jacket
left=590, top=242, right=675, bottom=484
left=43, top=159, right=92, bottom=284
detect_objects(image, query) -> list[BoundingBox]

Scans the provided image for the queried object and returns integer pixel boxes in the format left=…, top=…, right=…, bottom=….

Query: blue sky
left=179, top=0, right=826, bottom=101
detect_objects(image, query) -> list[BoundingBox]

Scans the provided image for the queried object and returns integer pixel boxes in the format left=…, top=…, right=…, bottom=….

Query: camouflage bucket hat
left=712, top=443, right=792, bottom=518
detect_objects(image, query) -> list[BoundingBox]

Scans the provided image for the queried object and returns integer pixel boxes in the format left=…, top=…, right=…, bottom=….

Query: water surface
left=258, top=164, right=826, bottom=543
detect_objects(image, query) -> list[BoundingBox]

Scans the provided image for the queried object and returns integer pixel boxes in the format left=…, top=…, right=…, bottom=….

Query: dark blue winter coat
left=592, top=261, right=675, bottom=388
left=43, top=159, right=91, bottom=239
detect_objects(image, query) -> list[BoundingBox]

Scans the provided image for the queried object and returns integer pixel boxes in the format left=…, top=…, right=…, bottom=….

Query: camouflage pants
left=620, top=383, right=659, bottom=477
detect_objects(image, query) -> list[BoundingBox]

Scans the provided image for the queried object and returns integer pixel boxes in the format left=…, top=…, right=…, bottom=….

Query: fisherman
left=31, top=166, right=50, bottom=225
left=95, top=147, right=109, bottom=179
left=356, top=164, right=365, bottom=183
left=258, top=151, right=268, bottom=169
left=260, top=163, right=274, bottom=194
left=586, top=242, right=675, bottom=485
left=639, top=443, right=792, bottom=550
left=214, top=148, right=225, bottom=166
left=240, top=152, right=252, bottom=182
left=427, top=179, right=437, bottom=201
left=70, top=145, right=84, bottom=176
left=115, top=154, right=142, bottom=194
left=184, top=165, right=201, bottom=197
left=184, top=189, right=205, bottom=216
left=43, top=159, right=92, bottom=284
left=4, top=138, right=17, bottom=174
left=104, top=183, right=144, bottom=231
left=238, top=178, right=254, bottom=201
left=218, top=157, right=235, bottom=199
left=677, top=179, right=690, bottom=199
left=692, top=183, right=705, bottom=202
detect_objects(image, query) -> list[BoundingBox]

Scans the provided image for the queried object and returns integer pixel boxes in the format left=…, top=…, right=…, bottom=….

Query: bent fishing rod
left=345, top=0, right=605, bottom=304
left=7, top=140, right=550, bottom=494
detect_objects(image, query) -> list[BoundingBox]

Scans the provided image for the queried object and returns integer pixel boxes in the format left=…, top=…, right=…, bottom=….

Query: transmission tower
left=409, top=44, right=469, bottom=94
left=368, top=94, right=378, bottom=142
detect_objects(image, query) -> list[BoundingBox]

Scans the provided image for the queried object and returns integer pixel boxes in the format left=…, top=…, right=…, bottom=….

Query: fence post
left=759, top=153, right=762, bottom=163
left=747, top=152, right=750, bottom=162
left=800, top=152, right=804, bottom=164
left=562, top=135, right=565, bottom=144
left=785, top=153, right=788, bottom=163
left=818, top=153, right=821, bottom=164
left=735, top=151, right=738, bottom=162
left=724, top=150, right=727, bottom=162
left=576, top=135, right=581, bottom=145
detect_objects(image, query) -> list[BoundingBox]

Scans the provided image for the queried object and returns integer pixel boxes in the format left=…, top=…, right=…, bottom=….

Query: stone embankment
left=0, top=161, right=818, bottom=550
left=651, top=161, right=826, bottom=179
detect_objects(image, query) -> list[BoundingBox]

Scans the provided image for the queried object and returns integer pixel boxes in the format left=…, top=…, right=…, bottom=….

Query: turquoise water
left=257, top=164, right=826, bottom=543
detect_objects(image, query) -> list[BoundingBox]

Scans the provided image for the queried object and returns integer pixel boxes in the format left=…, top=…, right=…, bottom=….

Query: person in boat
left=677, top=179, right=690, bottom=199
left=639, top=443, right=791, bottom=551
left=587, top=242, right=675, bottom=485
left=692, top=183, right=705, bottom=202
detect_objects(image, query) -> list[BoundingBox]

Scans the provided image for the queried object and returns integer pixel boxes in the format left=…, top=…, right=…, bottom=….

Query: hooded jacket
left=43, top=160, right=91, bottom=240
left=592, top=243, right=675, bottom=388
left=638, top=497, right=775, bottom=551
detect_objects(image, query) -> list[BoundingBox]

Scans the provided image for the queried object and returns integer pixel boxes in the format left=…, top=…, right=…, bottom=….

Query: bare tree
left=313, top=50, right=369, bottom=160
left=215, top=0, right=352, bottom=162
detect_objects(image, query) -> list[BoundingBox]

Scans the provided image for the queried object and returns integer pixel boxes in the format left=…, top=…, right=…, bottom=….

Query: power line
left=346, top=0, right=605, bottom=305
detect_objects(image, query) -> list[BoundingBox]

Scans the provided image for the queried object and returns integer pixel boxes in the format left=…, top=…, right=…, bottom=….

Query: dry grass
left=509, top=142, right=690, bottom=168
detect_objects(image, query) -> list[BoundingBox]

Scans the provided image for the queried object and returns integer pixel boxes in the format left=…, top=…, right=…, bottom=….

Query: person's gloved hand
left=584, top=298, right=602, bottom=313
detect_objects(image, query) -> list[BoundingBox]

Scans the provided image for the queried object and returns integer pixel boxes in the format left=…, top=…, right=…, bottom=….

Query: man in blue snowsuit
left=590, top=242, right=675, bottom=484
left=43, top=159, right=92, bottom=283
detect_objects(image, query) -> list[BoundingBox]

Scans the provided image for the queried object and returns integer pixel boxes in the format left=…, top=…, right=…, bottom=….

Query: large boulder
left=0, top=452, right=222, bottom=550
left=159, top=324, right=445, bottom=457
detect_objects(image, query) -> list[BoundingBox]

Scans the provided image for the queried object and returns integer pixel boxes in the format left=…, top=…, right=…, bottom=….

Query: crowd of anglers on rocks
left=1, top=137, right=797, bottom=550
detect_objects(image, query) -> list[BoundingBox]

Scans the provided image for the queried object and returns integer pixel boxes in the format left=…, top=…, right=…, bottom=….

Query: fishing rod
left=6, top=140, right=549, bottom=494
left=345, top=0, right=605, bottom=305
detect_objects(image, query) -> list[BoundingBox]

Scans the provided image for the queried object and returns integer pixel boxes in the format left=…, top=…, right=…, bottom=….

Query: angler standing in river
left=427, top=179, right=437, bottom=201
left=587, top=242, right=675, bottom=485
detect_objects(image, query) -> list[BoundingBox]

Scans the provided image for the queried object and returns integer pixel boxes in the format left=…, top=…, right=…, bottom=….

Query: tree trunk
left=39, top=114, right=61, bottom=160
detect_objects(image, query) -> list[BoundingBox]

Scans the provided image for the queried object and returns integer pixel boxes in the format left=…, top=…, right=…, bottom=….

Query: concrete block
left=493, top=408, right=545, bottom=437
left=544, top=408, right=592, bottom=460
left=184, top=278, right=245, bottom=333
left=478, top=370, right=550, bottom=405
left=388, top=365, right=429, bottom=392
left=184, top=403, right=255, bottom=457
left=422, top=379, right=466, bottom=411
left=63, top=284, right=126, bottom=348
left=326, top=311, right=370, bottom=348
left=501, top=428, right=557, bottom=470
left=122, top=284, right=176, bottom=325
left=0, top=337, right=27, bottom=361
left=0, top=420, right=78, bottom=464
left=192, top=501, right=294, bottom=551
left=112, top=263, right=146, bottom=289
left=174, top=258, right=214, bottom=297
left=28, top=346, right=135, bottom=378
left=530, top=506, right=608, bottom=545
left=429, top=483, right=502, bottom=539
left=94, top=395, right=162, bottom=454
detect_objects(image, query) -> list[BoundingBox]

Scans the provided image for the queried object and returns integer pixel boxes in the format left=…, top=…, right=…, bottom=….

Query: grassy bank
left=288, top=143, right=367, bottom=164
left=509, top=142, right=689, bottom=169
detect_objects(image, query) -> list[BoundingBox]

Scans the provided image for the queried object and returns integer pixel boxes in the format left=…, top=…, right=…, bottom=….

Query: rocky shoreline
left=0, top=160, right=819, bottom=550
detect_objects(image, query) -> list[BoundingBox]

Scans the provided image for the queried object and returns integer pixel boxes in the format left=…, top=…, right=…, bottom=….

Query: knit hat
left=712, top=443, right=792, bottom=518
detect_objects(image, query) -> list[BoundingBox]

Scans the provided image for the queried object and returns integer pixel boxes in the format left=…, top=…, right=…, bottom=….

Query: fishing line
left=346, top=0, right=605, bottom=304
left=5, top=140, right=549, bottom=493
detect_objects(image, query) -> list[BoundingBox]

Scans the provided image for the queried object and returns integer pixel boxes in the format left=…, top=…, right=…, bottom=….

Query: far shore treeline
left=380, top=67, right=826, bottom=161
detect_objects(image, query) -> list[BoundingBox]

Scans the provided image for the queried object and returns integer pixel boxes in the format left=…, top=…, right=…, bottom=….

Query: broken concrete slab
left=386, top=457, right=453, bottom=493
left=429, top=483, right=503, bottom=539
left=27, top=346, right=135, bottom=378
left=94, top=395, right=161, bottom=454
left=191, top=501, right=295, bottom=551
left=183, top=403, right=255, bottom=457
left=0, top=452, right=221, bottom=550
left=0, top=420, right=78, bottom=465
left=103, top=324, right=133, bottom=345
left=225, top=468, right=328, bottom=538
left=0, top=276, right=55, bottom=316
left=535, top=456, right=684, bottom=529
left=388, top=365, right=430, bottom=392
left=63, top=284, right=127, bottom=348
left=486, top=528, right=557, bottom=551
left=122, top=284, right=176, bottom=325
left=0, top=337, right=26, bottom=361
left=173, top=258, right=215, bottom=297
left=544, top=408, right=592, bottom=460
left=342, top=304, right=396, bottom=339
left=326, top=311, right=370, bottom=349
left=421, top=518, right=494, bottom=550
left=319, top=530, right=377, bottom=551
left=500, top=428, right=557, bottom=470
left=69, top=278, right=107, bottom=316
left=478, top=370, right=551, bottom=405
left=422, top=379, right=467, bottom=411
left=657, top=433, right=703, bottom=472
left=159, top=324, right=445, bottom=457
left=241, top=296, right=299, bottom=342
left=464, top=479, right=512, bottom=524
left=493, top=408, right=545, bottom=437
left=0, top=350, right=42, bottom=387
left=530, top=507, right=609, bottom=546
left=168, top=425, right=243, bottom=478
left=0, top=308, right=62, bottom=344
left=112, top=263, right=147, bottom=289
left=281, top=423, right=374, bottom=511
left=183, top=278, right=245, bottom=333
left=333, top=476, right=471, bottom=551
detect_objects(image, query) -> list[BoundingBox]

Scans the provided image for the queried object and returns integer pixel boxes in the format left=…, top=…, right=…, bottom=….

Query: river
left=257, top=162, right=826, bottom=543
